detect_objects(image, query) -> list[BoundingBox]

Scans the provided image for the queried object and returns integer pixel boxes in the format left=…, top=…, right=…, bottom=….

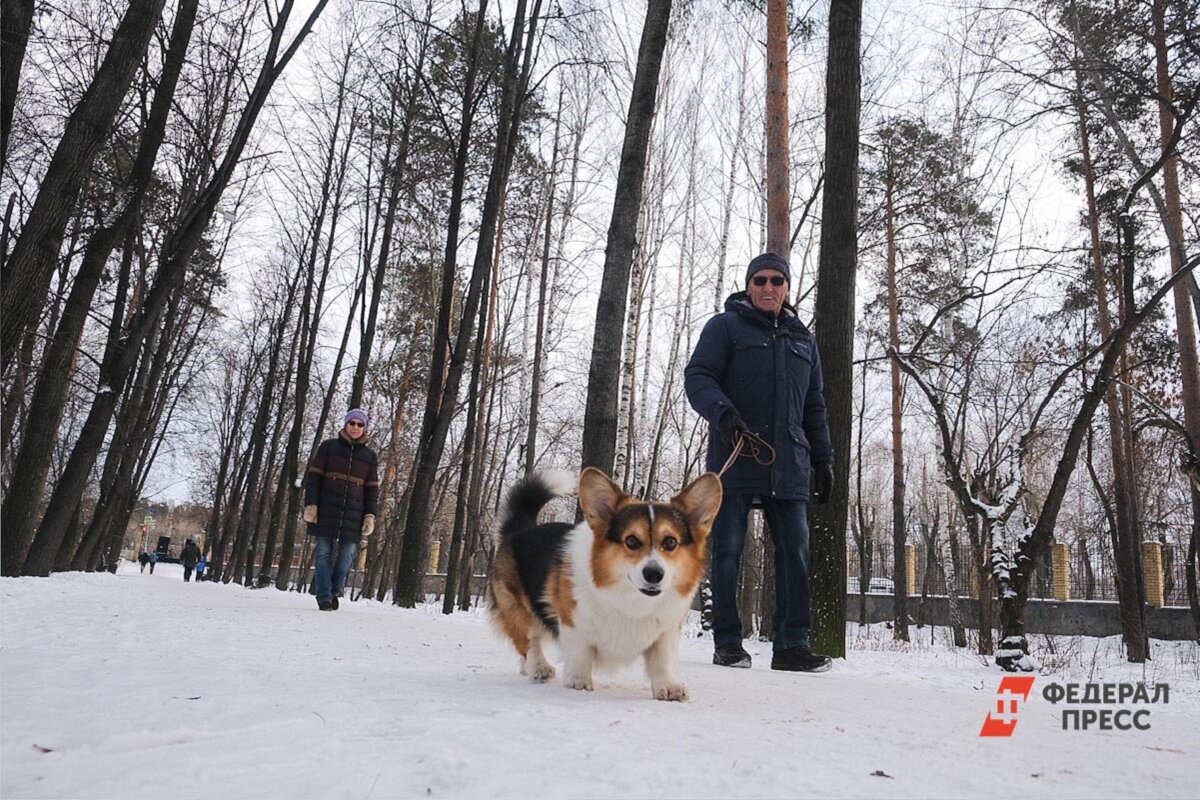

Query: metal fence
left=847, top=537, right=1191, bottom=607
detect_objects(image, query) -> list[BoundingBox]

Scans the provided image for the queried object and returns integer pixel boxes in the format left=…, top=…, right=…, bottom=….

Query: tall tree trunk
left=357, top=332, right=419, bottom=600
left=225, top=288, right=298, bottom=583
left=388, top=0, right=491, bottom=605
left=394, top=0, right=543, bottom=606
left=203, top=353, right=257, bottom=564
left=18, top=0, right=330, bottom=578
left=349, top=26, right=427, bottom=408
left=884, top=167, right=909, bottom=641
left=765, top=0, right=790, bottom=258
left=580, top=0, right=672, bottom=477
left=264, top=47, right=356, bottom=587
left=853, top=344, right=872, bottom=624
left=616, top=243, right=646, bottom=489
left=524, top=89, right=563, bottom=476
left=458, top=255, right=503, bottom=611
left=0, top=0, right=34, bottom=175
left=31, top=232, right=138, bottom=574
left=715, top=44, right=749, bottom=312
left=2, top=0, right=198, bottom=577
left=0, top=0, right=167, bottom=368
left=1151, top=0, right=1200, bottom=635
left=1075, top=88, right=1146, bottom=660
left=442, top=205, right=501, bottom=613
left=645, top=106, right=700, bottom=497
left=808, top=0, right=862, bottom=659
left=100, top=299, right=208, bottom=570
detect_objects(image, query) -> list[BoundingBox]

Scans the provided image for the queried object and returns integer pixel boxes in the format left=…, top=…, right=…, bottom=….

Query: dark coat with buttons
left=304, top=430, right=380, bottom=542
left=684, top=292, right=834, bottom=501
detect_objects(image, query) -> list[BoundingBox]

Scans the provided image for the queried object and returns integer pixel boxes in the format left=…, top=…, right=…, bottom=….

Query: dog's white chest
left=570, top=603, right=685, bottom=666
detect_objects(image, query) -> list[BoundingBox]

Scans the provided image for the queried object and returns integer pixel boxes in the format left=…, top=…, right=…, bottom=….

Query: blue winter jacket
left=684, top=292, right=834, bottom=501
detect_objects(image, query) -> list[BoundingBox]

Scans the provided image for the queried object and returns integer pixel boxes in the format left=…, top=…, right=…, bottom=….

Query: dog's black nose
left=643, top=564, right=664, bottom=584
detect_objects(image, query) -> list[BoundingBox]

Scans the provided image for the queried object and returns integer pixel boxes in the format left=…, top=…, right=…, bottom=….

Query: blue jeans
left=313, top=536, right=359, bottom=604
left=710, top=494, right=812, bottom=651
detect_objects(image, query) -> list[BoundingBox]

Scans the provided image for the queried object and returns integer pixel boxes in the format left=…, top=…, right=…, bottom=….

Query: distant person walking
left=148, top=551, right=158, bottom=574
left=303, top=408, right=379, bottom=611
left=195, top=556, right=207, bottom=582
left=181, top=540, right=201, bottom=582
left=138, top=551, right=149, bottom=573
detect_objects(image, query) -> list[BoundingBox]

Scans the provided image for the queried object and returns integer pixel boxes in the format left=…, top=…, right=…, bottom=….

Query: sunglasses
left=346, top=420, right=365, bottom=428
left=752, top=275, right=787, bottom=287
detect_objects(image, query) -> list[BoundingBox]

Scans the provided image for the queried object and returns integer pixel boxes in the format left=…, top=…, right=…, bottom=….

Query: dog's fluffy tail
left=499, top=469, right=576, bottom=539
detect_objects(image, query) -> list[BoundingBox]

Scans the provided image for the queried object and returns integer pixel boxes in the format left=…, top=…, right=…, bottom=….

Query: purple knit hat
left=344, top=408, right=368, bottom=429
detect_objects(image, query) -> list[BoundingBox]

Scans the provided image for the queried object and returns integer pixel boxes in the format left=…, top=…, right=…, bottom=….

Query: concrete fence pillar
left=905, top=543, right=917, bottom=596
left=1052, top=541, right=1070, bottom=601
left=1143, top=540, right=1164, bottom=608
left=428, top=540, right=442, bottom=574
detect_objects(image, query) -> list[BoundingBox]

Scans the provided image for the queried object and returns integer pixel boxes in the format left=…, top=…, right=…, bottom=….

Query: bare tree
left=2, top=0, right=199, bottom=577
left=0, top=0, right=34, bottom=173
left=809, top=0, right=863, bottom=659
left=581, top=0, right=673, bottom=477
left=0, top=0, right=167, bottom=369
left=394, top=0, right=545, bottom=606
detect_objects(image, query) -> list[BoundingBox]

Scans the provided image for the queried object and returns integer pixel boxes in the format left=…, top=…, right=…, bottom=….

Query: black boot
left=713, top=643, right=752, bottom=668
left=330, top=594, right=339, bottom=611
left=770, top=645, right=832, bottom=673
left=318, top=601, right=333, bottom=611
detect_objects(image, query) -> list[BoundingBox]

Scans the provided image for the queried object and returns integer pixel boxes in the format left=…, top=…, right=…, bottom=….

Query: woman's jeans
left=313, top=536, right=359, bottom=604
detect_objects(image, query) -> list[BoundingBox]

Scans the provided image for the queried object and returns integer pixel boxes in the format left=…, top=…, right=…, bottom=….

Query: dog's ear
left=578, top=467, right=626, bottom=535
left=671, top=473, right=723, bottom=543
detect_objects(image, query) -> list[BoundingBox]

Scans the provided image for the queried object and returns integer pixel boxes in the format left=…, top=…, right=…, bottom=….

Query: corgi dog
left=488, top=467, right=723, bottom=701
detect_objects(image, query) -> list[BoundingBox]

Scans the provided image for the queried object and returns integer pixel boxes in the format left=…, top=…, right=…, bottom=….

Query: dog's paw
left=565, top=675, right=594, bottom=691
left=653, top=682, right=689, bottom=702
left=530, top=663, right=556, bottom=683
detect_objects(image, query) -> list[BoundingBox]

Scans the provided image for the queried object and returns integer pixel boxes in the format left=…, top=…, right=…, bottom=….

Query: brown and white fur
left=488, top=467, right=723, bottom=701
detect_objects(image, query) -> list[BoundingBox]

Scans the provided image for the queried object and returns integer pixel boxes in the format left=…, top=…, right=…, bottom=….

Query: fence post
left=428, top=540, right=442, bottom=574
left=1142, top=540, right=1164, bottom=608
left=905, top=543, right=916, bottom=596
left=1052, top=541, right=1070, bottom=601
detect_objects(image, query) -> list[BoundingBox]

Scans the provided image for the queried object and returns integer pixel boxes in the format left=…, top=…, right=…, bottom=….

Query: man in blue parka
left=685, top=251, right=834, bottom=672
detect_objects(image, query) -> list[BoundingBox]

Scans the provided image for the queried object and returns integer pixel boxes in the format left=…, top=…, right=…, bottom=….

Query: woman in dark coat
left=303, top=408, right=379, bottom=610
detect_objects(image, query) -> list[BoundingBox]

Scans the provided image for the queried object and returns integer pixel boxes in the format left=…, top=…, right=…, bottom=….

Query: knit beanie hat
left=344, top=408, right=369, bottom=429
left=745, top=251, right=791, bottom=285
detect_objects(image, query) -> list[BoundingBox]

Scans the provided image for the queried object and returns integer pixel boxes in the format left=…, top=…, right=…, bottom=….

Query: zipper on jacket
left=337, top=440, right=355, bottom=538
left=771, top=313, right=779, bottom=496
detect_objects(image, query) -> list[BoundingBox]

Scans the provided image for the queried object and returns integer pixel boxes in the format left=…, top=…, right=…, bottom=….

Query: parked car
left=847, top=577, right=896, bottom=594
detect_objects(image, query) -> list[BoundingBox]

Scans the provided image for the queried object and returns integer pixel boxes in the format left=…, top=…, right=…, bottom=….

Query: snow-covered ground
left=2, top=564, right=1197, bottom=799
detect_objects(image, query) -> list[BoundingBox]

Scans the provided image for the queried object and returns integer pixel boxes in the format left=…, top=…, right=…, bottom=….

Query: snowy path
left=2, top=565, right=1198, bottom=799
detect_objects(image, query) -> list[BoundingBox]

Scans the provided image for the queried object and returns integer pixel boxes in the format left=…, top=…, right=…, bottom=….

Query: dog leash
left=717, top=430, right=777, bottom=477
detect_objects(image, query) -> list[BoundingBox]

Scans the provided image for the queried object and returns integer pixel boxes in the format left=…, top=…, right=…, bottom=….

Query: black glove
left=717, top=409, right=750, bottom=446
left=811, top=462, right=834, bottom=505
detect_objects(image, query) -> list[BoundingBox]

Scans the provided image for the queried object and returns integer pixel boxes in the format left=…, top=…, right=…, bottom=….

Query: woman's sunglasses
left=752, top=275, right=787, bottom=287
left=347, top=420, right=365, bottom=428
